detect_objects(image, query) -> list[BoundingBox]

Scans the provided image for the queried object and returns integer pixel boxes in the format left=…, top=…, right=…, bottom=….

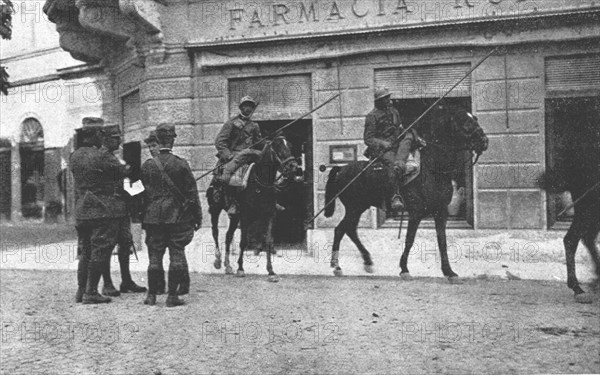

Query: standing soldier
left=144, top=130, right=160, bottom=158
left=141, top=124, right=202, bottom=307
left=364, top=87, right=417, bottom=211
left=71, top=118, right=123, bottom=304
left=142, top=130, right=165, bottom=294
left=98, top=125, right=147, bottom=296
left=214, top=96, right=264, bottom=214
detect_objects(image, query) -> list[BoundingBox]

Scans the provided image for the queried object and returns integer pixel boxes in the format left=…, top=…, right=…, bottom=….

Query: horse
left=207, top=136, right=299, bottom=281
left=324, top=103, right=489, bottom=282
left=538, top=101, right=600, bottom=303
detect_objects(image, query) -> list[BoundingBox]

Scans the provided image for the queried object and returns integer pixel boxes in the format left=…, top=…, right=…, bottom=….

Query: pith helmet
left=144, top=130, right=158, bottom=144
left=239, top=96, right=257, bottom=108
left=81, top=117, right=104, bottom=128
left=156, top=123, right=177, bottom=138
left=374, top=87, right=392, bottom=101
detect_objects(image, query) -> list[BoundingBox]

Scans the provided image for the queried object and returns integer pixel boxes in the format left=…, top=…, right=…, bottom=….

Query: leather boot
left=156, top=268, right=166, bottom=295
left=83, top=263, right=111, bottom=304
left=144, top=269, right=159, bottom=306
left=76, top=257, right=87, bottom=303
left=166, top=270, right=185, bottom=307
left=119, top=244, right=147, bottom=293
left=101, top=260, right=121, bottom=297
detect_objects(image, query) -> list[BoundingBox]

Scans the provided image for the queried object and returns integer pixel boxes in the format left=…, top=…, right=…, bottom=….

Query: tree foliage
left=1, top=0, right=14, bottom=95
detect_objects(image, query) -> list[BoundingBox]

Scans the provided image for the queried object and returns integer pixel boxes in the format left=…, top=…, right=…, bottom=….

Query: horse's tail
left=325, top=166, right=341, bottom=218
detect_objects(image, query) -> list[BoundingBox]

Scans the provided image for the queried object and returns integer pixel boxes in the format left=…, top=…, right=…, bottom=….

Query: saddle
left=228, top=163, right=255, bottom=189
left=370, top=150, right=421, bottom=187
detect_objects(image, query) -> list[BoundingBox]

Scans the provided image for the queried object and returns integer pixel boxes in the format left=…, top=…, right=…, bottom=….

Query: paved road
left=1, top=269, right=599, bottom=375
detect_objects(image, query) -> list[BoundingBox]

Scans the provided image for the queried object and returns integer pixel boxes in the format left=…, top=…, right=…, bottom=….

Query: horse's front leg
left=224, top=215, right=239, bottom=275
left=399, top=214, right=422, bottom=280
left=330, top=218, right=346, bottom=277
left=211, top=208, right=222, bottom=270
left=433, top=213, right=461, bottom=283
left=236, top=222, right=247, bottom=278
left=265, top=218, right=279, bottom=282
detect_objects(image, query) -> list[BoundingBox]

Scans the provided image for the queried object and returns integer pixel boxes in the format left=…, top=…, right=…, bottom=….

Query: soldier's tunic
left=71, top=145, right=129, bottom=292
left=364, top=106, right=415, bottom=166
left=141, top=150, right=202, bottom=296
left=215, top=114, right=263, bottom=163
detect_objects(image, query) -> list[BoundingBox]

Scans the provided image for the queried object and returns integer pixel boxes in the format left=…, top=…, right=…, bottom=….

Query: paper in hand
left=123, top=178, right=145, bottom=196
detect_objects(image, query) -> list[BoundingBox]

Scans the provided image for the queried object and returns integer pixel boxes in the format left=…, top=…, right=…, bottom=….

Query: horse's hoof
left=333, top=268, right=343, bottom=277
left=213, top=259, right=222, bottom=270
left=268, top=275, right=280, bottom=283
left=399, top=272, right=413, bottom=281
left=236, top=270, right=245, bottom=278
left=225, top=266, right=234, bottom=275
left=364, top=264, right=374, bottom=274
left=448, top=276, right=463, bottom=285
left=574, top=293, right=594, bottom=304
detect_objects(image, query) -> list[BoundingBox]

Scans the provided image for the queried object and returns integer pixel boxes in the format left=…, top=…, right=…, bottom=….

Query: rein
left=252, top=139, right=296, bottom=189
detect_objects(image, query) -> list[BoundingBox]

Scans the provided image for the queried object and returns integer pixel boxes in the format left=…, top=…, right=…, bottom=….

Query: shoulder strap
left=153, top=156, right=186, bottom=205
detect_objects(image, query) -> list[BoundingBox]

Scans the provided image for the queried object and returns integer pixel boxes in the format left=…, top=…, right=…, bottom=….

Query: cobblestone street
left=1, top=269, right=599, bottom=375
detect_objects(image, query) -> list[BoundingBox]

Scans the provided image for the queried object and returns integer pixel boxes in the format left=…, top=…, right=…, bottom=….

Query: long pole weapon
left=196, top=91, right=346, bottom=182
left=306, top=46, right=501, bottom=225
left=556, top=181, right=600, bottom=217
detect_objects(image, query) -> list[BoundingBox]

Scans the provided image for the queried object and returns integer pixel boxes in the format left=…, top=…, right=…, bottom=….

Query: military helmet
left=239, top=95, right=257, bottom=108
left=81, top=117, right=104, bottom=128
left=374, top=87, right=392, bottom=101
left=156, top=123, right=177, bottom=138
left=144, top=130, right=158, bottom=144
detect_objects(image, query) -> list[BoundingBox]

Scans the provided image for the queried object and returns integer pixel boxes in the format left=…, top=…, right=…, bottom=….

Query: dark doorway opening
left=545, top=96, right=600, bottom=228
left=258, top=119, right=313, bottom=248
left=19, top=118, right=45, bottom=219
left=385, top=97, right=474, bottom=226
left=0, top=139, right=11, bottom=221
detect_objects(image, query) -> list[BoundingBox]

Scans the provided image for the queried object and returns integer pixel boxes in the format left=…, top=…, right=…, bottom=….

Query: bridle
left=253, top=136, right=297, bottom=189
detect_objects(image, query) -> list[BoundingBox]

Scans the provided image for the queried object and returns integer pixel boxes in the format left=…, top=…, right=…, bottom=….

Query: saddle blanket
left=229, top=163, right=255, bottom=189
left=402, top=150, right=421, bottom=186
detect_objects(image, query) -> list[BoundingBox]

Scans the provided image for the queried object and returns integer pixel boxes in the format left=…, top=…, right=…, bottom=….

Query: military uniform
left=71, top=118, right=129, bottom=304
left=141, top=124, right=202, bottom=307
left=214, top=96, right=264, bottom=214
left=96, top=128, right=147, bottom=296
left=364, top=88, right=417, bottom=210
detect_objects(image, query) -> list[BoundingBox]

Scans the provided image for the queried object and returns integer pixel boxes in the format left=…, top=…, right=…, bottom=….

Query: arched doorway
left=19, top=118, right=44, bottom=218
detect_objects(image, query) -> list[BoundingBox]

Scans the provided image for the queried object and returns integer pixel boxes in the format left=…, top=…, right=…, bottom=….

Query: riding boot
left=144, top=269, right=160, bottom=306
left=166, top=270, right=185, bottom=307
left=118, top=244, right=147, bottom=293
left=83, top=263, right=111, bottom=304
left=101, top=260, right=121, bottom=297
left=156, top=267, right=166, bottom=295
left=76, top=257, right=88, bottom=303
left=177, top=261, right=190, bottom=296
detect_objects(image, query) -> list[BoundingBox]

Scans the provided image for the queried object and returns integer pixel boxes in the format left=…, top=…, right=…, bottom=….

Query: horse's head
left=268, top=135, right=300, bottom=182
left=450, top=109, right=489, bottom=157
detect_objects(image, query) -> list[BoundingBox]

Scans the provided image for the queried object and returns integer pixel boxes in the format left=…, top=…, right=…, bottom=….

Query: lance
left=306, top=46, right=501, bottom=225
left=196, top=90, right=346, bottom=182
left=556, top=181, right=600, bottom=217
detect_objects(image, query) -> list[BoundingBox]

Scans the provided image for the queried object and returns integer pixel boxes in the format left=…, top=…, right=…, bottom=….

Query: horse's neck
left=252, top=150, right=277, bottom=185
left=421, top=146, right=456, bottom=175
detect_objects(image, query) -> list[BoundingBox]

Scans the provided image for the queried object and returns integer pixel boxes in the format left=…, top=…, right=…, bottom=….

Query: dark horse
left=324, top=103, right=488, bottom=281
left=207, top=136, right=299, bottom=281
left=538, top=99, right=599, bottom=303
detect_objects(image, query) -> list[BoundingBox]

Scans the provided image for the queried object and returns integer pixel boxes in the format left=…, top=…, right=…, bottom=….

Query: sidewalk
left=1, top=228, right=597, bottom=283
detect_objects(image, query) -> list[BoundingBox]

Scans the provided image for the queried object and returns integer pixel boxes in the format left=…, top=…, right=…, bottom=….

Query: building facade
left=42, top=0, right=600, bottom=244
left=0, top=0, right=106, bottom=221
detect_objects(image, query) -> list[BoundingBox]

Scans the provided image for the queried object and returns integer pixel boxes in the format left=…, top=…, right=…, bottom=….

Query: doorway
left=258, top=119, right=313, bottom=247
left=19, top=118, right=45, bottom=219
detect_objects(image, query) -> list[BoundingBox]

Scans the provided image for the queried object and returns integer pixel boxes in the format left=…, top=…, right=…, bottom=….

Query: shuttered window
left=545, top=54, right=600, bottom=93
left=375, top=63, right=471, bottom=99
left=229, top=75, right=311, bottom=121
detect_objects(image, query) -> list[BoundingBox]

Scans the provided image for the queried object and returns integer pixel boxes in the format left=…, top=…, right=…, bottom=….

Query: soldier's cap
left=156, top=123, right=177, bottom=138
left=374, top=87, right=392, bottom=101
left=102, top=125, right=122, bottom=138
left=81, top=117, right=104, bottom=128
left=239, top=95, right=257, bottom=108
left=144, top=130, right=158, bottom=144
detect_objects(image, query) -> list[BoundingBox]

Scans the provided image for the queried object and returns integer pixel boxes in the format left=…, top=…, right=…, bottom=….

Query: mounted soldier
left=364, top=87, right=419, bottom=211
left=214, top=95, right=265, bottom=215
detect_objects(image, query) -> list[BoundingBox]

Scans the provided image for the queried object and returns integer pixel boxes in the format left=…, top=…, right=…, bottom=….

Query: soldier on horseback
left=364, top=87, right=418, bottom=211
left=214, top=95, right=265, bottom=215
